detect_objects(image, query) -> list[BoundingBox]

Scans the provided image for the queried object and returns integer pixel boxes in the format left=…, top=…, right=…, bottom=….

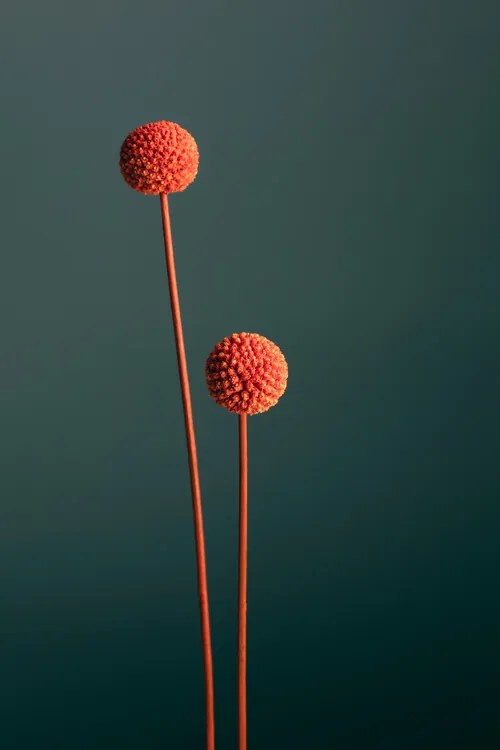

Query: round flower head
left=206, top=333, right=288, bottom=415
left=119, top=120, right=199, bottom=195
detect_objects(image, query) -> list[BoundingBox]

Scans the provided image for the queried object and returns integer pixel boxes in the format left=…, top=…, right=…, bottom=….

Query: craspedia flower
left=119, top=120, right=199, bottom=195
left=205, top=332, right=288, bottom=415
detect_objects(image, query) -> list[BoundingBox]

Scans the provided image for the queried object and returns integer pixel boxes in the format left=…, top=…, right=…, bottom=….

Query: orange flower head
left=119, top=120, right=199, bottom=195
left=206, top=332, right=288, bottom=415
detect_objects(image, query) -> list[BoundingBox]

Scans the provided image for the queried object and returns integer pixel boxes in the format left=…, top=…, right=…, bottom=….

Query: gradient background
left=1, top=1, right=499, bottom=747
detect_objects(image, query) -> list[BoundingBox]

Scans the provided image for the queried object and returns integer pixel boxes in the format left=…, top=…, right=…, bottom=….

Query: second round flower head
left=205, top=332, right=288, bottom=415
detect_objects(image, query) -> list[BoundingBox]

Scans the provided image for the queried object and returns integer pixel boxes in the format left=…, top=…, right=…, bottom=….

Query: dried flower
left=206, top=332, right=288, bottom=415
left=119, top=120, right=199, bottom=195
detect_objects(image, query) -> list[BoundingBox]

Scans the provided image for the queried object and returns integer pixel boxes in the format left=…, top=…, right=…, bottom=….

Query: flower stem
left=160, top=193, right=215, bottom=750
left=238, top=413, right=248, bottom=750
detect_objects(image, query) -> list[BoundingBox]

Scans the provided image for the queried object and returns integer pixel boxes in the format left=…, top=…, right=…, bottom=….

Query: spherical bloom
left=119, top=120, right=199, bottom=195
left=205, top=333, right=288, bottom=415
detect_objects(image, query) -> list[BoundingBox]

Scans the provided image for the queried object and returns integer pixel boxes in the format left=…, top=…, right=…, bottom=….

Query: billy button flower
left=205, top=332, right=288, bottom=750
left=119, top=120, right=199, bottom=195
left=119, top=120, right=214, bottom=750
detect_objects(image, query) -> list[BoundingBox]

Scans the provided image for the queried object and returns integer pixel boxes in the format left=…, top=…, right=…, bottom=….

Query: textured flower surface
left=119, top=120, right=199, bottom=195
left=206, top=333, right=288, bottom=415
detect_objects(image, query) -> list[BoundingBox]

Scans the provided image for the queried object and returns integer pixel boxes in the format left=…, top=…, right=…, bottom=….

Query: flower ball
left=206, top=333, right=288, bottom=415
left=119, top=120, right=199, bottom=195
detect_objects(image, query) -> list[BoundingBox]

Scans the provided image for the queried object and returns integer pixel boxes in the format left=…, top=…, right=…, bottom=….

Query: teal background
left=1, top=1, right=499, bottom=747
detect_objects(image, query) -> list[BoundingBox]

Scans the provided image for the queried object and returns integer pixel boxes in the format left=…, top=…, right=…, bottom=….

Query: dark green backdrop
left=1, top=1, right=499, bottom=747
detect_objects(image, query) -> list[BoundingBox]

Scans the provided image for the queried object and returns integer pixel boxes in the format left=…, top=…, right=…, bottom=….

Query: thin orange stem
left=159, top=193, right=215, bottom=750
left=238, top=413, right=248, bottom=750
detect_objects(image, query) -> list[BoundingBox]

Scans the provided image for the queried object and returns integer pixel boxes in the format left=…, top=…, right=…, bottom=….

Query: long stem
left=159, top=193, right=215, bottom=750
left=238, top=413, right=248, bottom=750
